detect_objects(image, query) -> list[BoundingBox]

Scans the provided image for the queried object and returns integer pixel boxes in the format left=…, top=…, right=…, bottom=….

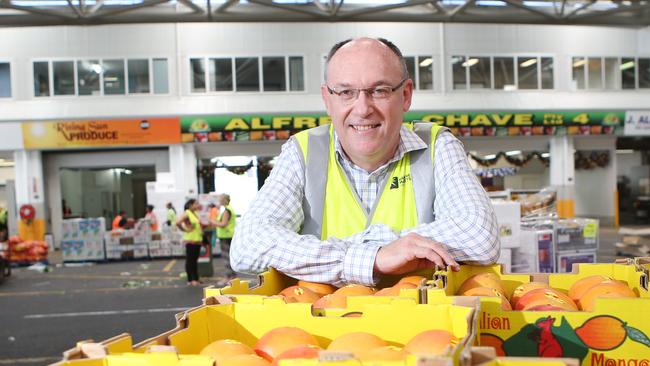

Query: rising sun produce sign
left=180, top=111, right=624, bottom=143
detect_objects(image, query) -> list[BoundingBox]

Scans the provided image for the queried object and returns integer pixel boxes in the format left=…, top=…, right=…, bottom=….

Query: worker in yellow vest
left=213, top=194, right=236, bottom=278
left=231, top=38, right=499, bottom=286
left=176, top=198, right=203, bottom=286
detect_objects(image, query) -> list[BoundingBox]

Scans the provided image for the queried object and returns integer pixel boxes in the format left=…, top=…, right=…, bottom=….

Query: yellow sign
left=22, top=118, right=181, bottom=149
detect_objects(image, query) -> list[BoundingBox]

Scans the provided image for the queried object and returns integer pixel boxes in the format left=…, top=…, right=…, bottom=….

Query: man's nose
left=350, top=90, right=374, bottom=116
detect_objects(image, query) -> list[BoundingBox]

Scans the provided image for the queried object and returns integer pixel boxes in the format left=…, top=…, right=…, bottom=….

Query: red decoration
left=19, top=204, right=36, bottom=221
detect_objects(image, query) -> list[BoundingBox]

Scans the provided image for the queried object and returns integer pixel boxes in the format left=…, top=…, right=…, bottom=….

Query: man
left=231, top=37, right=499, bottom=286
left=111, top=210, right=126, bottom=230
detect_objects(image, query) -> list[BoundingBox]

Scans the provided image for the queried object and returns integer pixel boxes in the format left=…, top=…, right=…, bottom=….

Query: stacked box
left=61, top=218, right=106, bottom=262
left=426, top=263, right=650, bottom=365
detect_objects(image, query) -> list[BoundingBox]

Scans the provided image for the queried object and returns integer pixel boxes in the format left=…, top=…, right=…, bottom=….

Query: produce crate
left=469, top=347, right=578, bottom=366
left=53, top=296, right=478, bottom=366
left=425, top=263, right=650, bottom=365
left=203, top=267, right=435, bottom=315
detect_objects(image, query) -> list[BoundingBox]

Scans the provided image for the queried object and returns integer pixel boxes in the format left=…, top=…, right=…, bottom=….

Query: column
left=549, top=136, right=575, bottom=218
left=13, top=150, right=46, bottom=240
left=168, top=144, right=198, bottom=197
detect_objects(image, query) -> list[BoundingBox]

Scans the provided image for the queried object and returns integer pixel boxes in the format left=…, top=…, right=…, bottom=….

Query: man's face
left=321, top=39, right=413, bottom=171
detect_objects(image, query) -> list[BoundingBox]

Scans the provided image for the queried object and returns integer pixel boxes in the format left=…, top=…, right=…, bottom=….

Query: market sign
left=181, top=111, right=624, bottom=143
left=624, top=111, right=650, bottom=136
left=22, top=118, right=181, bottom=149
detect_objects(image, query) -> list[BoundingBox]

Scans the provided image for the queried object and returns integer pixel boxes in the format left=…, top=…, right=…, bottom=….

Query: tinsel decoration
left=469, top=152, right=550, bottom=167
left=575, top=151, right=610, bottom=170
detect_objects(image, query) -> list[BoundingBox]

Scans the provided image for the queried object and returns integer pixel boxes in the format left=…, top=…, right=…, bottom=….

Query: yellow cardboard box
left=426, top=263, right=650, bottom=365
left=469, top=347, right=579, bottom=366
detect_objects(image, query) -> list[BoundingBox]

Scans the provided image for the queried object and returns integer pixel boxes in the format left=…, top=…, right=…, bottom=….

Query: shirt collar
left=333, top=124, right=428, bottom=170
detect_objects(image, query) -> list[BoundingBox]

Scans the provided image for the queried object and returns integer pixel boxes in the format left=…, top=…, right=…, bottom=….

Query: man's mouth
left=351, top=124, right=380, bottom=131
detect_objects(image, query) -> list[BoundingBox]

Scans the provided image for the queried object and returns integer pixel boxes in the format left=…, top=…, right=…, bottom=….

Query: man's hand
left=373, top=233, right=460, bottom=275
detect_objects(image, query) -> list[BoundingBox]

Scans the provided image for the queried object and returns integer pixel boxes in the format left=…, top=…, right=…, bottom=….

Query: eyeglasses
left=326, top=78, right=408, bottom=104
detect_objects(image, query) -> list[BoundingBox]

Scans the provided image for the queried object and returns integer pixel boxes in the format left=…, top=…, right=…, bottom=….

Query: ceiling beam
left=87, top=0, right=104, bottom=15
left=564, top=0, right=597, bottom=19
left=66, top=0, right=84, bottom=18
left=216, top=0, right=238, bottom=13
left=430, top=0, right=448, bottom=16
left=246, top=0, right=328, bottom=19
left=337, top=0, right=432, bottom=19
left=89, top=0, right=170, bottom=19
left=570, top=1, right=646, bottom=20
left=178, top=0, right=204, bottom=14
left=449, top=0, right=475, bottom=20
left=0, top=1, right=77, bottom=19
left=502, top=0, right=558, bottom=21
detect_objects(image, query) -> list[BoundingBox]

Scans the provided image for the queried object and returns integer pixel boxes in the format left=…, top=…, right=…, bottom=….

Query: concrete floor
left=0, top=226, right=639, bottom=365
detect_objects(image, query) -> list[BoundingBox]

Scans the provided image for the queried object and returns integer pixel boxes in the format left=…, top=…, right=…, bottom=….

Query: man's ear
left=321, top=84, right=333, bottom=115
left=401, top=78, right=414, bottom=112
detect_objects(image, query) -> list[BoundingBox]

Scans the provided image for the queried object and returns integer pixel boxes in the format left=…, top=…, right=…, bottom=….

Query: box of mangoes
left=53, top=295, right=478, bottom=366
left=203, top=267, right=433, bottom=316
left=425, top=263, right=650, bottom=365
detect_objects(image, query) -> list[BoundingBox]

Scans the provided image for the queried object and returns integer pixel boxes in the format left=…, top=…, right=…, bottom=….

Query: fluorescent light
left=104, top=76, right=118, bottom=82
left=520, top=58, right=537, bottom=67
left=484, top=154, right=496, bottom=159
left=0, top=161, right=14, bottom=167
left=505, top=150, right=522, bottom=156
left=541, top=153, right=550, bottom=158
left=462, top=58, right=479, bottom=67
left=419, top=58, right=433, bottom=67
left=572, top=59, right=587, bottom=68
left=620, top=61, right=635, bottom=71
left=616, top=149, right=635, bottom=154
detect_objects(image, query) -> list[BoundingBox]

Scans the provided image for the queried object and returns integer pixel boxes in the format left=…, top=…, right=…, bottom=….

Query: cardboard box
left=54, top=297, right=478, bottom=366
left=470, top=347, right=579, bottom=366
left=556, top=252, right=596, bottom=273
left=426, top=263, right=650, bottom=365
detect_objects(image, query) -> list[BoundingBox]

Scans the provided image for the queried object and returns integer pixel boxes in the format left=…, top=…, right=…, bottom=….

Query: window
left=0, top=62, right=10, bottom=98
left=127, top=59, right=149, bottom=94
left=418, top=56, right=433, bottom=90
left=493, top=57, right=514, bottom=90
left=604, top=58, right=619, bottom=89
left=33, top=61, right=50, bottom=97
left=621, top=58, right=636, bottom=89
left=103, top=59, right=125, bottom=95
left=452, top=56, right=467, bottom=90
left=262, top=57, right=286, bottom=91
left=540, top=57, right=554, bottom=89
left=405, top=57, right=415, bottom=82
left=53, top=61, right=74, bottom=96
left=190, top=58, right=206, bottom=93
left=588, top=57, right=603, bottom=89
left=152, top=58, right=169, bottom=94
left=572, top=57, right=586, bottom=89
left=517, top=57, right=538, bottom=89
left=468, top=56, right=491, bottom=89
left=209, top=58, right=232, bottom=91
left=639, top=58, right=650, bottom=89
left=77, top=60, right=101, bottom=96
left=288, top=56, right=304, bottom=91
left=235, top=57, right=259, bottom=92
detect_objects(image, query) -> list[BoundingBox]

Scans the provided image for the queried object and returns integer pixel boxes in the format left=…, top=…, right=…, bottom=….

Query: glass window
left=540, top=57, right=554, bottom=89
left=418, top=56, right=433, bottom=90
left=588, top=57, right=603, bottom=89
left=235, top=57, right=259, bottom=92
left=77, top=60, right=101, bottom=96
left=452, top=56, right=467, bottom=90
left=289, top=56, right=304, bottom=91
left=404, top=57, right=415, bottom=84
left=53, top=61, right=75, bottom=95
left=152, top=58, right=169, bottom=94
left=190, top=58, right=206, bottom=93
left=604, top=58, right=619, bottom=89
left=103, top=59, right=125, bottom=95
left=639, top=58, right=650, bottom=89
left=517, top=56, right=538, bottom=89
left=0, top=62, right=10, bottom=98
left=127, top=59, right=149, bottom=94
left=209, top=58, right=232, bottom=92
left=572, top=57, right=586, bottom=89
left=493, top=57, right=514, bottom=90
left=262, top=57, right=286, bottom=91
left=468, top=56, right=490, bottom=89
left=621, top=57, right=636, bottom=89
left=33, top=61, right=50, bottom=97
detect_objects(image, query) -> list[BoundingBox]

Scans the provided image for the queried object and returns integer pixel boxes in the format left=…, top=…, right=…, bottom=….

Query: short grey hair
left=324, top=37, right=409, bottom=82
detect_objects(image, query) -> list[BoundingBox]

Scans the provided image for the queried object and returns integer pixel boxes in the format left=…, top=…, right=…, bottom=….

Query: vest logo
left=390, top=174, right=412, bottom=189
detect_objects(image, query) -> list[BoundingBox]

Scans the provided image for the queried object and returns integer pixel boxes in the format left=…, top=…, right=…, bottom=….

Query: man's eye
left=339, top=89, right=356, bottom=98
left=372, top=87, right=391, bottom=98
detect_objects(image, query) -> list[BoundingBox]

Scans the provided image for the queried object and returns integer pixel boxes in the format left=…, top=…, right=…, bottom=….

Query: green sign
left=181, top=111, right=625, bottom=143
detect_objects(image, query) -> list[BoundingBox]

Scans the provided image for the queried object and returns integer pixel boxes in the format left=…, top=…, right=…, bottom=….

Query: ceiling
left=0, top=0, right=649, bottom=27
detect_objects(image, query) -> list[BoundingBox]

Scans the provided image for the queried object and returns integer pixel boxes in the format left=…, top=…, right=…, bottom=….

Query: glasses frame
left=326, top=77, right=409, bottom=103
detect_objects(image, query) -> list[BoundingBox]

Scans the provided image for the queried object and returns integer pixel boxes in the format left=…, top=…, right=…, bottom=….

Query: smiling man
left=231, top=37, right=499, bottom=286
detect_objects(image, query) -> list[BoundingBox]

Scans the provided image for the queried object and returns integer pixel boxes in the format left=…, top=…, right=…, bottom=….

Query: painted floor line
left=0, top=356, right=60, bottom=364
left=24, top=306, right=189, bottom=319
left=163, top=259, right=177, bottom=272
